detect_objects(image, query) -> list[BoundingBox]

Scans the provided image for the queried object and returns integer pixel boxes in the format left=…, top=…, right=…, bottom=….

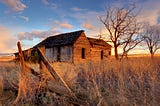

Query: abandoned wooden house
left=33, top=30, right=111, bottom=63
left=15, top=30, right=112, bottom=63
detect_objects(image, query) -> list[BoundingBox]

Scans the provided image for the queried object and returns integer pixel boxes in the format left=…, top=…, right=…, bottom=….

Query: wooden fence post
left=17, top=41, right=26, bottom=76
left=14, top=41, right=27, bottom=104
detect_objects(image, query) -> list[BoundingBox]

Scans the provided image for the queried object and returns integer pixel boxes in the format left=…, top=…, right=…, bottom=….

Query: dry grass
left=0, top=56, right=15, bottom=61
left=0, top=56, right=160, bottom=105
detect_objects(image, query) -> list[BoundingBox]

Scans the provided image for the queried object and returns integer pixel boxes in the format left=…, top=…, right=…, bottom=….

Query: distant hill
left=0, top=53, right=15, bottom=61
left=0, top=53, right=14, bottom=56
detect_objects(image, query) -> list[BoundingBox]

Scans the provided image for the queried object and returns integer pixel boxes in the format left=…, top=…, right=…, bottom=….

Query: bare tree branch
left=142, top=23, right=160, bottom=58
left=100, top=3, right=140, bottom=59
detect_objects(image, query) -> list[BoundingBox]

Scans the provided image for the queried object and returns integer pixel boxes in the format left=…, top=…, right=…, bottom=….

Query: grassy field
left=0, top=56, right=160, bottom=105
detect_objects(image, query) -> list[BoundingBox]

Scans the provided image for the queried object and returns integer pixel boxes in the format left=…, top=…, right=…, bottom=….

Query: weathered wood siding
left=45, top=46, right=73, bottom=62
left=73, top=32, right=91, bottom=63
left=60, top=46, right=73, bottom=62
left=45, top=48, right=54, bottom=62
left=43, top=32, right=111, bottom=63
left=90, top=45, right=111, bottom=61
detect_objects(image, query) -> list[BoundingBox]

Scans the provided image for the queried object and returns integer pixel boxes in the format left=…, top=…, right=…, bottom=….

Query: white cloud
left=0, top=25, right=17, bottom=53
left=19, top=16, right=29, bottom=22
left=53, top=20, right=73, bottom=29
left=82, top=22, right=94, bottom=30
left=0, top=0, right=26, bottom=11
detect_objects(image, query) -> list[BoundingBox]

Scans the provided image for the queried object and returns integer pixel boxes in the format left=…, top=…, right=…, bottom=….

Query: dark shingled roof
left=87, top=37, right=112, bottom=48
left=34, top=30, right=84, bottom=48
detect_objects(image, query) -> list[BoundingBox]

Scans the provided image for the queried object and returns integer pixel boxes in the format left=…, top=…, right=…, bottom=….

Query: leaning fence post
left=37, top=48, right=72, bottom=94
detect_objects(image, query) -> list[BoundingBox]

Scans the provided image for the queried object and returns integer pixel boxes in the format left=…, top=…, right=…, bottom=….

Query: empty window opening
left=109, top=51, right=111, bottom=55
left=57, top=47, right=61, bottom=61
left=101, top=50, right=104, bottom=60
left=82, top=48, right=85, bottom=59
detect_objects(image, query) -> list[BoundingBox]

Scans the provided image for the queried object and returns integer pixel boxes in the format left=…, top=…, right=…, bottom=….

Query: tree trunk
left=114, top=45, right=118, bottom=60
left=151, top=53, right=154, bottom=59
left=149, top=47, right=154, bottom=59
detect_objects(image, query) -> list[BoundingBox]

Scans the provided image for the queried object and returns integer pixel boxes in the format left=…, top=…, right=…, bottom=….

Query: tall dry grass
left=0, top=57, right=160, bottom=105
left=71, top=57, right=160, bottom=105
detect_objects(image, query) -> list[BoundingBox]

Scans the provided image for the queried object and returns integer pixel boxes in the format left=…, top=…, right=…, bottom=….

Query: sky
left=0, top=0, right=160, bottom=54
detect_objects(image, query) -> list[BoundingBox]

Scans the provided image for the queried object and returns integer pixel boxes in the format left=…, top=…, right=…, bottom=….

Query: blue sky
left=0, top=0, right=160, bottom=54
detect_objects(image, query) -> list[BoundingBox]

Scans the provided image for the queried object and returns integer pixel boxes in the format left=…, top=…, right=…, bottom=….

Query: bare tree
left=142, top=23, right=160, bottom=58
left=100, top=3, right=140, bottom=59
left=121, top=36, right=142, bottom=58
left=121, top=22, right=143, bottom=58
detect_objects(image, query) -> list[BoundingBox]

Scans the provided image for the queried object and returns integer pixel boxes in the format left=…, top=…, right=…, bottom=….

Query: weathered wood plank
left=17, top=42, right=26, bottom=76
left=73, top=33, right=91, bottom=63
left=37, top=48, right=72, bottom=94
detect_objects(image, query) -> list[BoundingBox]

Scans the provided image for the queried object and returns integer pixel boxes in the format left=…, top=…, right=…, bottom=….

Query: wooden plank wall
left=60, top=45, right=73, bottom=62
left=45, top=46, right=73, bottom=62
left=73, top=33, right=91, bottom=63
left=91, top=45, right=111, bottom=60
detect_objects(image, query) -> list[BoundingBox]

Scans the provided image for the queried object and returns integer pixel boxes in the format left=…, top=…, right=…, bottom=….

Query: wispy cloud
left=110, top=0, right=160, bottom=25
left=137, top=0, right=160, bottom=25
left=71, top=7, right=86, bottom=12
left=72, top=11, right=103, bottom=25
left=53, top=20, right=73, bottom=29
left=17, top=28, right=60, bottom=41
left=17, top=20, right=73, bottom=43
left=71, top=0, right=160, bottom=37
left=19, top=16, right=29, bottom=22
left=0, top=25, right=17, bottom=53
left=82, top=22, right=94, bottom=30
left=42, top=0, right=49, bottom=5
left=71, top=11, right=104, bottom=36
left=0, top=0, right=26, bottom=11
left=41, top=0, right=57, bottom=9
left=59, top=23, right=73, bottom=29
